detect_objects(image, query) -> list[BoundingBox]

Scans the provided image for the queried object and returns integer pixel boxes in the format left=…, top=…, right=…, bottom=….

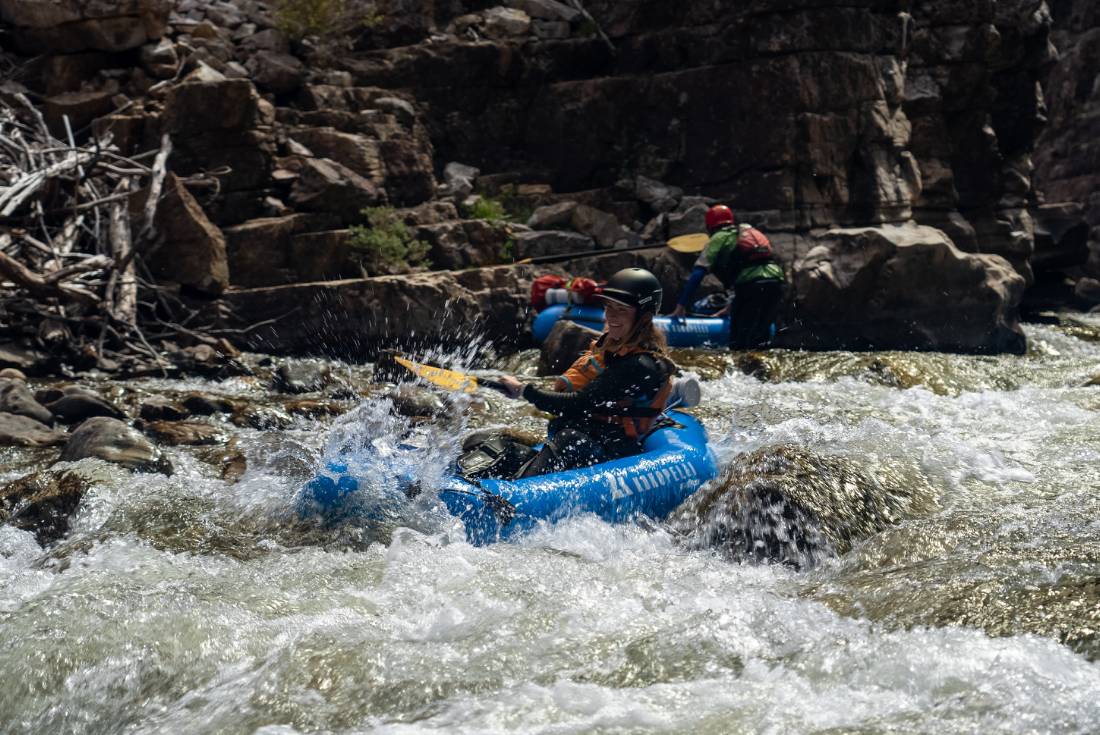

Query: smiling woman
left=495, top=268, right=678, bottom=478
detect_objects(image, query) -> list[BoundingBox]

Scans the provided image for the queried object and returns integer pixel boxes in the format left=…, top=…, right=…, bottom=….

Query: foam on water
left=6, top=519, right=1098, bottom=734
left=2, top=323, right=1099, bottom=733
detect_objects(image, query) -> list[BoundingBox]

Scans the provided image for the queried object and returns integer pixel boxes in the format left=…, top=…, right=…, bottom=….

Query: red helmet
left=705, top=204, right=735, bottom=232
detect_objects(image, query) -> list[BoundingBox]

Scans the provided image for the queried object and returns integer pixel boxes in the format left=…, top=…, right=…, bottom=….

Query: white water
left=1, top=321, right=1099, bottom=734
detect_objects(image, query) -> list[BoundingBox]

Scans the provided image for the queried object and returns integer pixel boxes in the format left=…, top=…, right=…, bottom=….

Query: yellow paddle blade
left=667, top=233, right=709, bottom=253
left=394, top=356, right=478, bottom=393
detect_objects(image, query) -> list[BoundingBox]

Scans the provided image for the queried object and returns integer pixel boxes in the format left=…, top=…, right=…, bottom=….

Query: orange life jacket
left=554, top=339, right=673, bottom=440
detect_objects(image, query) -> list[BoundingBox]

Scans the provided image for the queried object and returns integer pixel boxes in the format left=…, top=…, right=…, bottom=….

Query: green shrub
left=499, top=238, right=515, bottom=262
left=348, top=207, right=431, bottom=273
left=274, top=0, right=346, bottom=38
left=465, top=197, right=508, bottom=222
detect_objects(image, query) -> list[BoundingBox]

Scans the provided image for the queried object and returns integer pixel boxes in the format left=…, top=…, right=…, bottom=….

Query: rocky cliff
left=1033, top=0, right=1100, bottom=304
left=0, top=0, right=1084, bottom=361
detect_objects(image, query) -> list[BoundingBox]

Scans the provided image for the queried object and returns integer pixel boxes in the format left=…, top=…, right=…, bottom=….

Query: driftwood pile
left=0, top=93, right=239, bottom=375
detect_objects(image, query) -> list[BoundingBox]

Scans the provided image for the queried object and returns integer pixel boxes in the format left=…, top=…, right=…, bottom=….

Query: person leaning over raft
left=671, top=204, right=785, bottom=349
left=497, top=268, right=676, bottom=478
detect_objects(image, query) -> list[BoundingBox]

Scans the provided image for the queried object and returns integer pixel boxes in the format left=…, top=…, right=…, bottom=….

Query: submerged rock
left=0, top=464, right=112, bottom=545
left=141, top=420, right=226, bottom=446
left=283, top=398, right=345, bottom=418
left=668, top=445, right=933, bottom=568
left=181, top=392, right=237, bottom=415
left=198, top=442, right=248, bottom=483
left=59, top=417, right=172, bottom=474
left=139, top=396, right=191, bottom=421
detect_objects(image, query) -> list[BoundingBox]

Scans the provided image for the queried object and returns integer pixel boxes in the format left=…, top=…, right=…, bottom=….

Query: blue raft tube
left=299, top=382, right=718, bottom=545
left=533, top=304, right=729, bottom=348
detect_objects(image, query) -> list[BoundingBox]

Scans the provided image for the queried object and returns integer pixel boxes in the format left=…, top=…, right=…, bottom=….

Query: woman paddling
left=496, top=268, right=677, bottom=478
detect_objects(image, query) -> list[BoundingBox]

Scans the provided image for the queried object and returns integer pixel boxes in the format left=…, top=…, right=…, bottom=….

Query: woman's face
left=604, top=300, right=637, bottom=341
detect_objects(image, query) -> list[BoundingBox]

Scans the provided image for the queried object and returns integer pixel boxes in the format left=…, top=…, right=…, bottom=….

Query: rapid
left=2, top=316, right=1099, bottom=734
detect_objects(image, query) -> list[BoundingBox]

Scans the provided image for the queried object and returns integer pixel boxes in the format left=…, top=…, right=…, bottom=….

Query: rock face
left=785, top=224, right=1027, bottom=354
left=217, top=247, right=695, bottom=354
left=1034, top=1, right=1100, bottom=280
left=219, top=266, right=543, bottom=355
left=667, top=445, right=933, bottom=568
left=343, top=1, right=1050, bottom=275
left=0, top=0, right=170, bottom=53
left=1, top=0, right=1060, bottom=356
left=904, top=1, right=1054, bottom=278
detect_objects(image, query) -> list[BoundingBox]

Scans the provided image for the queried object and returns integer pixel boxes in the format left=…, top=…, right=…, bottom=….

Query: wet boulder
left=538, top=319, right=600, bottom=376
left=41, top=386, right=126, bottom=423
left=0, top=380, right=54, bottom=425
left=0, top=413, right=66, bottom=447
left=0, top=463, right=113, bottom=545
left=59, top=417, right=172, bottom=474
left=275, top=360, right=332, bottom=394
left=667, top=445, right=933, bottom=568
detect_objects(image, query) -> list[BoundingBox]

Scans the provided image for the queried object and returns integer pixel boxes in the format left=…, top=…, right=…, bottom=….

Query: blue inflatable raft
left=300, top=411, right=718, bottom=545
left=533, top=304, right=729, bottom=347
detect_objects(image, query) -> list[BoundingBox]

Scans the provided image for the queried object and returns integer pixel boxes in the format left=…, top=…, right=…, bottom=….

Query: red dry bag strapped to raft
left=530, top=275, right=600, bottom=311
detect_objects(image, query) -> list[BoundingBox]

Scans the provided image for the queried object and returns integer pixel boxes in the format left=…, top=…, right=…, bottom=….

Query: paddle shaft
left=394, top=355, right=513, bottom=396
left=479, top=377, right=509, bottom=394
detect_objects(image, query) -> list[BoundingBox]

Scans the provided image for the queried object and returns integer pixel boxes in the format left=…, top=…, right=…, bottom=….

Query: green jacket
left=700, top=225, right=784, bottom=287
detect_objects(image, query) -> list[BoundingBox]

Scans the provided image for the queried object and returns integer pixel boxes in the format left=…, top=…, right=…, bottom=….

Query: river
left=2, top=316, right=1099, bottom=734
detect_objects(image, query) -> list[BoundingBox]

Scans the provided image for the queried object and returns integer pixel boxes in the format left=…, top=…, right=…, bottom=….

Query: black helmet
left=598, top=268, right=663, bottom=315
